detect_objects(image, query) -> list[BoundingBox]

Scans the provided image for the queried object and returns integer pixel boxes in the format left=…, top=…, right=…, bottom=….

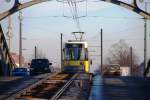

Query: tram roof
left=66, top=40, right=88, bottom=48
left=67, top=40, right=87, bottom=44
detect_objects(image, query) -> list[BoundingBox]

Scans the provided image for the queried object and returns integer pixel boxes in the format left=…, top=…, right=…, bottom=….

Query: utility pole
left=35, top=46, right=37, bottom=59
left=100, top=29, right=103, bottom=74
left=130, top=47, right=133, bottom=76
left=139, top=0, right=149, bottom=76
left=61, top=33, right=63, bottom=71
left=144, top=2, right=148, bottom=73
left=19, top=11, right=23, bottom=67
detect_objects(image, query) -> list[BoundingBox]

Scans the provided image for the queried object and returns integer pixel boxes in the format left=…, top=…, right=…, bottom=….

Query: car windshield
left=109, top=66, right=120, bottom=70
left=31, top=59, right=49, bottom=66
left=13, top=68, right=27, bottom=72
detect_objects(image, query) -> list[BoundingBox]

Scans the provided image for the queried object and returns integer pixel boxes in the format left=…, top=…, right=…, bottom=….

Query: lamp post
left=61, top=33, right=63, bottom=72
left=144, top=2, right=147, bottom=71
left=100, top=29, right=103, bottom=74
left=18, top=11, right=23, bottom=67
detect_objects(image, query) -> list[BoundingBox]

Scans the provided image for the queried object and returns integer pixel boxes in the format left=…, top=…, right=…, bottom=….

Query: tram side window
left=85, top=49, right=88, bottom=60
left=80, top=48, right=88, bottom=60
left=80, top=48, right=85, bottom=60
left=65, top=48, right=70, bottom=60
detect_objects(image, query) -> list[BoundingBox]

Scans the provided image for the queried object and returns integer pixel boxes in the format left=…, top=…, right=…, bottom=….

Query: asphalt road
left=89, top=75, right=150, bottom=100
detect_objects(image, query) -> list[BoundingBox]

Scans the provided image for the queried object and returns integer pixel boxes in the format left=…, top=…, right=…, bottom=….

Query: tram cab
left=63, top=40, right=89, bottom=73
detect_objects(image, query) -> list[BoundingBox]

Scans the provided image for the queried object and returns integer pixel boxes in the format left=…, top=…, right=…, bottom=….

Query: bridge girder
left=0, top=0, right=150, bottom=21
left=0, top=0, right=53, bottom=21
left=101, top=0, right=150, bottom=19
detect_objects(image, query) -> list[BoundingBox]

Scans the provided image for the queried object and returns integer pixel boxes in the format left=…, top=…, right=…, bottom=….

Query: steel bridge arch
left=0, top=0, right=150, bottom=21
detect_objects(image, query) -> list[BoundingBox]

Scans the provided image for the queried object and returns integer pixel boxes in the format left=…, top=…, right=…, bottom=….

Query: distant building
left=10, top=52, right=28, bottom=67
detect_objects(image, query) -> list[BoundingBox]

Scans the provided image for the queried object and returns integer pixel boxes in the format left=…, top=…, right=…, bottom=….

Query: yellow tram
left=63, top=40, right=89, bottom=73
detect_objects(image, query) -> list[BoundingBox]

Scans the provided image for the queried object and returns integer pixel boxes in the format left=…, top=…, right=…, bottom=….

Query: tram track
left=0, top=73, right=50, bottom=100
left=7, top=72, right=79, bottom=100
left=51, top=73, right=78, bottom=100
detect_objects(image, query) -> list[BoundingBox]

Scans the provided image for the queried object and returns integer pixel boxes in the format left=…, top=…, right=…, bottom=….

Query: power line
left=65, top=0, right=82, bottom=32
left=23, top=15, right=143, bottom=20
left=85, top=16, right=144, bottom=20
left=87, top=24, right=144, bottom=40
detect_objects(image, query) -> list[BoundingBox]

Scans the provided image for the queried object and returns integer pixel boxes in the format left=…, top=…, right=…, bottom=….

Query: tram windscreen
left=64, top=43, right=87, bottom=60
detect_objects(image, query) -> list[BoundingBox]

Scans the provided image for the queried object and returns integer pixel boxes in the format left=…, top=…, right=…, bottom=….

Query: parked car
left=30, top=59, right=52, bottom=75
left=11, top=67, right=30, bottom=76
left=103, top=65, right=121, bottom=76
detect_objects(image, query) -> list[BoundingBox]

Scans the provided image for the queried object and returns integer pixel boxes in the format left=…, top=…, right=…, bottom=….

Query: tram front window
left=65, top=44, right=86, bottom=60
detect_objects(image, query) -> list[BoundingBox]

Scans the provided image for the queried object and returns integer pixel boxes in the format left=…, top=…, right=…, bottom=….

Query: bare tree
left=106, top=40, right=139, bottom=76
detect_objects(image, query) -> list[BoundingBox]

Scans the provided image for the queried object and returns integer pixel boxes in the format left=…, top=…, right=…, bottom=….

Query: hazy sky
left=0, top=0, right=150, bottom=72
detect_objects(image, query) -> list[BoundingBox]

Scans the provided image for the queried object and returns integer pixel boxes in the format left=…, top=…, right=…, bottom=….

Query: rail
left=6, top=72, right=78, bottom=100
left=5, top=73, right=58, bottom=100
left=51, top=73, right=79, bottom=100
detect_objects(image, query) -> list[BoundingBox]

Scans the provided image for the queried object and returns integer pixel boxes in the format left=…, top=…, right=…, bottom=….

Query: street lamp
left=18, top=11, right=23, bottom=67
